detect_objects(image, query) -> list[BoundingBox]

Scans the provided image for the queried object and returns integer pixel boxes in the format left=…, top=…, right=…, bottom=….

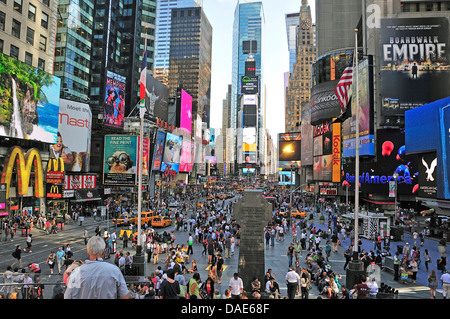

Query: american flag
left=335, top=54, right=354, bottom=114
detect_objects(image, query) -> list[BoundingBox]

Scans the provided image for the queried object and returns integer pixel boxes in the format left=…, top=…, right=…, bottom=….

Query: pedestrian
left=427, top=269, right=438, bottom=299
left=26, top=234, right=32, bottom=252
left=285, top=268, right=300, bottom=299
left=423, top=249, right=431, bottom=272
left=440, top=269, right=450, bottom=299
left=56, top=246, right=66, bottom=274
left=343, top=245, right=352, bottom=270
left=287, top=243, right=294, bottom=268
left=187, top=233, right=194, bottom=255
left=64, top=236, right=129, bottom=299
left=325, top=240, right=332, bottom=262
left=46, top=251, right=57, bottom=276
left=11, top=245, right=23, bottom=269
left=229, top=272, right=243, bottom=299
left=438, top=255, right=448, bottom=274
left=83, top=228, right=88, bottom=245
left=409, top=257, right=418, bottom=283
left=393, top=251, right=401, bottom=281
left=158, top=269, right=180, bottom=299
left=216, top=254, right=224, bottom=284
left=123, top=231, right=128, bottom=248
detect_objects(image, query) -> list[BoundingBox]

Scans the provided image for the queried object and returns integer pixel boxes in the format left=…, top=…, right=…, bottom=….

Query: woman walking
left=423, top=249, right=431, bottom=272
left=46, top=251, right=57, bottom=276
left=11, top=245, right=23, bottom=269
left=427, top=269, right=438, bottom=299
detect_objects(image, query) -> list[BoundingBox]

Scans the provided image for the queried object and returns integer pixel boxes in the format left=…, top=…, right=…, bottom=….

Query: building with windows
left=0, top=0, right=57, bottom=74
left=154, top=0, right=202, bottom=70
left=167, top=6, right=212, bottom=128
left=284, top=0, right=315, bottom=133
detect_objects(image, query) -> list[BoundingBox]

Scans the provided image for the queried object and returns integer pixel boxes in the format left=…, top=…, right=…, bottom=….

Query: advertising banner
left=180, top=138, right=194, bottom=173
left=179, top=89, right=193, bottom=134
left=103, top=70, right=126, bottom=129
left=103, top=135, right=137, bottom=185
left=138, top=136, right=150, bottom=185
left=332, top=121, right=341, bottom=183
left=50, top=99, right=92, bottom=172
left=163, top=133, right=182, bottom=165
left=65, top=174, right=97, bottom=190
left=0, top=52, right=61, bottom=143
left=343, top=129, right=419, bottom=195
left=417, top=152, right=437, bottom=198
left=151, top=131, right=166, bottom=171
left=145, top=72, right=170, bottom=122
left=243, top=127, right=257, bottom=164
left=342, top=57, right=375, bottom=157
left=301, top=103, right=314, bottom=166
left=310, top=80, right=340, bottom=125
left=241, top=76, right=259, bottom=95
left=313, top=120, right=333, bottom=181
left=380, top=17, right=450, bottom=116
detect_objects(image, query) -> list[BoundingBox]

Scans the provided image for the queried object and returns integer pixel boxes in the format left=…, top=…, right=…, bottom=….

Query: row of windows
left=1, top=15, right=48, bottom=51
left=0, top=39, right=46, bottom=70
left=401, top=2, right=450, bottom=12
left=1, top=0, right=50, bottom=29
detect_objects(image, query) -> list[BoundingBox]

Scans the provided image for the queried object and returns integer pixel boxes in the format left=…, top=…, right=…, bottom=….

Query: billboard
left=417, top=152, right=438, bottom=198
left=151, top=131, right=166, bottom=171
left=343, top=129, right=419, bottom=195
left=342, top=56, right=375, bottom=157
left=178, top=89, right=193, bottom=134
left=145, top=72, right=170, bottom=121
left=243, top=127, right=257, bottom=164
left=245, top=60, right=256, bottom=77
left=162, top=132, right=182, bottom=173
left=103, top=135, right=137, bottom=185
left=50, top=99, right=92, bottom=172
left=243, top=104, right=257, bottom=127
left=0, top=146, right=44, bottom=199
left=310, top=80, right=340, bottom=125
left=278, top=132, right=301, bottom=169
left=313, top=120, right=333, bottom=181
left=0, top=52, right=61, bottom=143
left=65, top=174, right=97, bottom=190
left=241, top=76, right=259, bottom=95
left=301, top=103, right=314, bottom=166
left=179, top=138, right=194, bottom=173
left=380, top=17, right=450, bottom=116
left=279, top=170, right=296, bottom=185
left=103, top=70, right=126, bottom=129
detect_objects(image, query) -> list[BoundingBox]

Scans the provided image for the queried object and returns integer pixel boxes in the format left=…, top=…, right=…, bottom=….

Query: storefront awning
left=74, top=189, right=102, bottom=202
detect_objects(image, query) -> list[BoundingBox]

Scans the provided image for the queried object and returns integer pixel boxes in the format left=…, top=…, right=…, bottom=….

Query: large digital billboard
left=243, top=127, right=257, bottom=164
left=310, top=80, right=340, bottom=125
left=313, top=120, right=333, bottom=181
left=342, top=56, right=375, bottom=157
left=343, top=129, right=419, bottom=195
left=103, top=135, right=137, bottom=185
left=0, top=52, right=61, bottom=143
left=51, top=99, right=92, bottom=172
left=151, top=131, right=166, bottom=171
left=179, top=138, right=194, bottom=173
left=103, top=70, right=126, bottom=129
left=178, top=89, right=193, bottom=134
left=380, top=17, right=450, bottom=116
left=241, top=76, right=259, bottom=95
left=162, top=132, right=182, bottom=174
left=278, top=132, right=301, bottom=169
left=145, top=72, right=170, bottom=122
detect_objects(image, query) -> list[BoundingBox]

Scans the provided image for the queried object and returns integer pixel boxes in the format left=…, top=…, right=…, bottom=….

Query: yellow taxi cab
left=151, top=216, right=172, bottom=228
left=206, top=194, right=214, bottom=200
left=112, top=215, right=130, bottom=227
left=218, top=194, right=227, bottom=200
left=128, top=211, right=156, bottom=225
left=291, top=209, right=307, bottom=219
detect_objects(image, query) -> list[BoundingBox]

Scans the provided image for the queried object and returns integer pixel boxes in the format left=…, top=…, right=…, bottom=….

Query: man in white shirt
left=229, top=273, right=243, bottom=299
left=368, top=278, right=378, bottom=298
left=285, top=268, right=300, bottom=299
left=441, top=270, right=450, bottom=299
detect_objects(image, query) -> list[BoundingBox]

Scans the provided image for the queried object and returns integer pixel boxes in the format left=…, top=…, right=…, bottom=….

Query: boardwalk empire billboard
left=380, top=17, right=450, bottom=115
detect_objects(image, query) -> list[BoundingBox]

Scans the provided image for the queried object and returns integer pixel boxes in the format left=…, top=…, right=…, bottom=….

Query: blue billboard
left=405, top=96, right=450, bottom=199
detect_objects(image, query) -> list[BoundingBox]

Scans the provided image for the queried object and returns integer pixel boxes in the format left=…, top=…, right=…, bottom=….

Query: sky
left=203, top=0, right=316, bottom=137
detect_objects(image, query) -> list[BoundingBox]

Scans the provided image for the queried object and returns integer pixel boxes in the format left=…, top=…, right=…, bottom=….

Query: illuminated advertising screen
left=241, top=76, right=259, bottom=95
left=245, top=61, right=256, bottom=77
left=343, top=129, right=419, bottom=195
left=51, top=99, right=92, bottom=172
left=103, top=70, right=126, bottom=129
left=178, top=89, right=193, bottom=134
left=179, top=139, right=194, bottom=173
left=243, top=127, right=257, bottom=164
left=380, top=17, right=450, bottom=115
left=162, top=133, right=182, bottom=175
left=151, top=131, right=166, bottom=171
left=278, top=132, right=301, bottom=169
left=417, top=151, right=438, bottom=198
left=313, top=120, right=333, bottom=181
left=342, top=56, right=375, bottom=157
left=301, top=103, right=314, bottom=166
left=103, top=135, right=138, bottom=185
left=0, top=52, right=61, bottom=143
left=279, top=171, right=296, bottom=185
left=145, top=72, right=170, bottom=121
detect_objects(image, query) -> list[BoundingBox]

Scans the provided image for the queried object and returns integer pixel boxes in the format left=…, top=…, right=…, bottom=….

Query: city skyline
left=203, top=0, right=316, bottom=137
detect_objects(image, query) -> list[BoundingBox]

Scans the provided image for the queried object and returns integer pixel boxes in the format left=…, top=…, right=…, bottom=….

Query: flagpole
left=353, top=28, right=360, bottom=260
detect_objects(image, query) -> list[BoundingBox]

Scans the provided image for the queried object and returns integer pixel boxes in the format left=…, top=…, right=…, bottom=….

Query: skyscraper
left=285, top=12, right=300, bottom=75
left=154, top=0, right=202, bottom=70
left=285, top=0, right=315, bottom=132
left=168, top=6, right=212, bottom=128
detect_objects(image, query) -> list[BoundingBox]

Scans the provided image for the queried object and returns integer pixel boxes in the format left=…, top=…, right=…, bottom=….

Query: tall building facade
left=0, top=0, right=58, bottom=74
left=54, top=0, right=94, bottom=102
left=231, top=0, right=265, bottom=173
left=285, top=0, right=315, bottom=132
left=154, top=0, right=202, bottom=70
left=167, top=6, right=212, bottom=127
left=285, top=12, right=299, bottom=75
